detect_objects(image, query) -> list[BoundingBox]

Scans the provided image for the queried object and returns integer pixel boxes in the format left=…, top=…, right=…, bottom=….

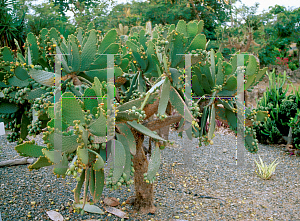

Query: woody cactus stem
left=130, top=128, right=156, bottom=214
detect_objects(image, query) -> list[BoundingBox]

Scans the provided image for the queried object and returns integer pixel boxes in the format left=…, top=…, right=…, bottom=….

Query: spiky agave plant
left=254, top=156, right=279, bottom=179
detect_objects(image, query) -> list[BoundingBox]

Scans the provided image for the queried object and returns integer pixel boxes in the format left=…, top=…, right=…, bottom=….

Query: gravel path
left=0, top=129, right=300, bottom=221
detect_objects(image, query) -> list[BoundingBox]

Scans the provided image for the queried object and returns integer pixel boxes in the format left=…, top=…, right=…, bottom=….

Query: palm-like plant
left=0, top=0, right=27, bottom=50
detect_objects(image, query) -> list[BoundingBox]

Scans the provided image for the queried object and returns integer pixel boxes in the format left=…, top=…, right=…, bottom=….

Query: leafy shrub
left=254, top=70, right=300, bottom=145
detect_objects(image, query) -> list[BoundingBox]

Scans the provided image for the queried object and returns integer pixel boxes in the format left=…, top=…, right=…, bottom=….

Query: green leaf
left=216, top=58, right=224, bottom=85
left=70, top=35, right=81, bottom=72
left=116, top=133, right=132, bottom=181
left=93, top=169, right=105, bottom=203
left=117, top=123, right=136, bottom=155
left=127, top=121, right=166, bottom=141
left=110, top=140, right=126, bottom=184
left=98, top=29, right=118, bottom=54
left=169, top=86, right=193, bottom=123
left=147, top=145, right=161, bottom=181
left=246, top=55, right=257, bottom=76
left=170, top=33, right=184, bottom=68
left=74, top=170, right=85, bottom=203
left=158, top=78, right=170, bottom=115
left=169, top=68, right=181, bottom=85
left=1, top=47, right=14, bottom=62
left=80, top=30, right=97, bottom=71
left=198, top=20, right=204, bottom=33
left=83, top=88, right=98, bottom=112
left=8, top=76, right=30, bottom=87
left=53, top=153, right=69, bottom=175
left=208, top=104, right=215, bottom=140
left=20, top=113, right=30, bottom=139
left=93, top=155, right=104, bottom=171
left=27, top=33, right=39, bottom=64
left=210, top=49, right=215, bottom=83
left=192, top=75, right=205, bottom=96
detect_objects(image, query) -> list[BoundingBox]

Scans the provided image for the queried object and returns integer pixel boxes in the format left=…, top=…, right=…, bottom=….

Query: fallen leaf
left=103, top=197, right=120, bottom=207
left=74, top=204, right=104, bottom=214
left=46, top=210, right=63, bottom=221
left=105, top=206, right=129, bottom=219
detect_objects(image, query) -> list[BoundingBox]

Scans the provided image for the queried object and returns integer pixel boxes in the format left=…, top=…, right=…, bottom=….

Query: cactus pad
left=15, top=142, right=45, bottom=158
left=28, top=156, right=53, bottom=170
left=146, top=145, right=161, bottom=181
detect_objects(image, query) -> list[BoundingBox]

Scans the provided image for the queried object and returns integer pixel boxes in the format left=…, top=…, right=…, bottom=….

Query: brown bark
left=130, top=129, right=156, bottom=214
left=143, top=114, right=182, bottom=131
left=143, top=98, right=160, bottom=121
left=225, top=31, right=255, bottom=53
left=0, top=157, right=35, bottom=167
left=189, top=0, right=200, bottom=21
left=244, top=90, right=248, bottom=107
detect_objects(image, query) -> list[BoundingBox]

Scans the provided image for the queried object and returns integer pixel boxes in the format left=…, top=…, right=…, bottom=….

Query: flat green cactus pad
left=110, top=140, right=126, bottom=184
left=28, top=156, right=53, bottom=170
left=61, top=92, right=85, bottom=126
left=117, top=123, right=136, bottom=155
left=0, top=102, right=19, bottom=114
left=42, top=149, right=62, bottom=164
left=158, top=78, right=171, bottom=116
left=15, top=142, right=45, bottom=158
left=88, top=110, right=106, bottom=137
left=53, top=153, right=69, bottom=175
left=146, top=145, right=161, bottom=181
left=116, top=133, right=132, bottom=182
left=93, top=169, right=105, bottom=203
left=28, top=69, right=54, bottom=87
left=48, top=131, right=79, bottom=153
left=77, top=148, right=89, bottom=165
left=127, top=121, right=166, bottom=141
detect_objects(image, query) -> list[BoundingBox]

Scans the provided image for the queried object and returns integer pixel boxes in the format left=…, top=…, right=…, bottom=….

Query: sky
left=235, top=0, right=300, bottom=13
left=115, top=0, right=300, bottom=12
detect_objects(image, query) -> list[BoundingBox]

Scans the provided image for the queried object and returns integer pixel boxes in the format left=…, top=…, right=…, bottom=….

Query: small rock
left=222, top=148, right=228, bottom=153
left=103, top=197, right=120, bottom=207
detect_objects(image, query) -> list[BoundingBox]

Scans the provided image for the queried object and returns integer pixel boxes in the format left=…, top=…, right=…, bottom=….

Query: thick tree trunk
left=130, top=129, right=156, bottom=214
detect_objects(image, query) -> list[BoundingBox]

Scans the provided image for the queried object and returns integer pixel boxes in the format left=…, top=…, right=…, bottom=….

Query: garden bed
left=0, top=129, right=300, bottom=220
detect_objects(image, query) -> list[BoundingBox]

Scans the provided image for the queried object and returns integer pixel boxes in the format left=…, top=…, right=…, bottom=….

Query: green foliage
left=0, top=0, right=27, bottom=49
left=254, top=70, right=300, bottom=145
left=10, top=20, right=270, bottom=211
left=254, top=156, right=279, bottom=180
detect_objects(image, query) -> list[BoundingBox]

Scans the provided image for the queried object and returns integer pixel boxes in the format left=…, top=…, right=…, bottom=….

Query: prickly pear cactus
left=12, top=20, right=271, bottom=214
left=0, top=25, right=129, bottom=143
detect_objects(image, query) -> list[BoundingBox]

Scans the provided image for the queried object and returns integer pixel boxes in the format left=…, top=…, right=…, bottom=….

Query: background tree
left=25, top=1, right=75, bottom=37
left=0, top=0, right=27, bottom=49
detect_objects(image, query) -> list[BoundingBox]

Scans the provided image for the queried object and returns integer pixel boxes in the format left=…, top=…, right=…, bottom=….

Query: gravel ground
left=0, top=128, right=300, bottom=221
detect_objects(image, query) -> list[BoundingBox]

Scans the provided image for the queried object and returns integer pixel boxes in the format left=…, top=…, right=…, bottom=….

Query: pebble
left=1, top=130, right=300, bottom=220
